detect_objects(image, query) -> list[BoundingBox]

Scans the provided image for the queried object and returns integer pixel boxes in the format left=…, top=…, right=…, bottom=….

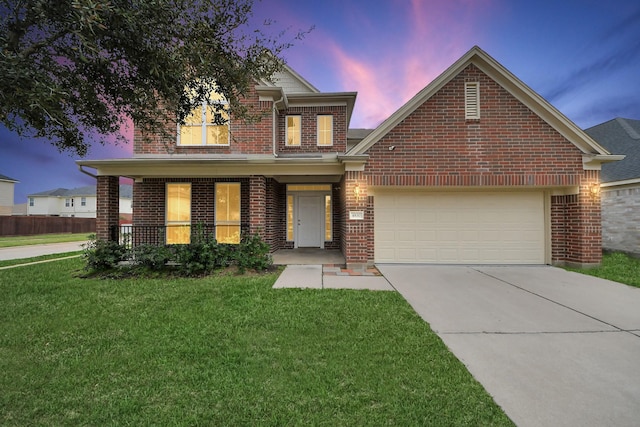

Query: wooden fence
left=0, top=216, right=96, bottom=236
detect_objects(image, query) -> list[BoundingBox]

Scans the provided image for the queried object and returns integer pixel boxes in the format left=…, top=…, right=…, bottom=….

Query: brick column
left=343, top=171, right=374, bottom=270
left=553, top=170, right=602, bottom=267
left=574, top=170, right=602, bottom=266
left=249, top=175, right=266, bottom=239
left=96, top=176, right=120, bottom=241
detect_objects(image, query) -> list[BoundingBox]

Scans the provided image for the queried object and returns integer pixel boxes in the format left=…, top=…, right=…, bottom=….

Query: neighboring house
left=78, top=46, right=621, bottom=268
left=585, top=118, right=640, bottom=255
left=0, top=174, right=18, bottom=216
left=27, top=185, right=133, bottom=218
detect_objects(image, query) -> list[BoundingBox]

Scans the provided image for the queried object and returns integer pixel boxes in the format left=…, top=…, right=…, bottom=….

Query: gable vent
left=465, top=82, right=480, bottom=119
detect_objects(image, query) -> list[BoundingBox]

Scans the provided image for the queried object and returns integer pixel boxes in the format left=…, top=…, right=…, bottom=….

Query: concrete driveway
left=378, top=265, right=640, bottom=427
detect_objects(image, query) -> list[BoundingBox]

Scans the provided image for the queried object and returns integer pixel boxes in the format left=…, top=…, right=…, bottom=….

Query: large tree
left=0, top=0, right=303, bottom=156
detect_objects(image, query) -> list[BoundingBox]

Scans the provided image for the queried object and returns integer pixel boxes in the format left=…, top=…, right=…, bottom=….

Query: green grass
left=0, top=258, right=513, bottom=426
left=567, top=252, right=640, bottom=288
left=0, top=252, right=82, bottom=268
left=0, top=233, right=91, bottom=248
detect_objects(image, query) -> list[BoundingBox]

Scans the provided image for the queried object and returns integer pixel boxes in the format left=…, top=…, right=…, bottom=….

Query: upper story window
left=29, top=197, right=34, bottom=207
left=178, top=91, right=229, bottom=146
left=81, top=197, right=87, bottom=207
left=65, top=198, right=73, bottom=207
left=317, top=115, right=333, bottom=146
left=286, top=115, right=301, bottom=146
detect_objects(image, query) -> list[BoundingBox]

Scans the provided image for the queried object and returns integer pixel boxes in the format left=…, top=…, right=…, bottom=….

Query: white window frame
left=317, top=115, right=333, bottom=146
left=29, top=197, right=34, bottom=207
left=177, top=100, right=230, bottom=146
left=285, top=115, right=301, bottom=146
left=81, top=197, right=86, bottom=207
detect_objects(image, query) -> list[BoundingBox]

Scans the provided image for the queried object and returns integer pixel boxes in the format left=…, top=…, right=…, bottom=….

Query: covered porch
left=272, top=248, right=345, bottom=266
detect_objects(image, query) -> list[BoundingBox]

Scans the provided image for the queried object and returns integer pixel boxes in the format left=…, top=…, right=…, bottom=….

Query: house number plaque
left=349, top=211, right=365, bottom=220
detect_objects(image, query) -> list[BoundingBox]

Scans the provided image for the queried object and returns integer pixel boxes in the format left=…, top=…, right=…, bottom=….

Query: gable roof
left=29, top=185, right=133, bottom=198
left=585, top=118, right=640, bottom=183
left=259, top=64, right=319, bottom=94
left=347, top=46, right=618, bottom=166
left=0, top=174, right=18, bottom=183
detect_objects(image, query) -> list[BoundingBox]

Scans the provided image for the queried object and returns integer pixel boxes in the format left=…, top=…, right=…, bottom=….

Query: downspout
left=272, top=95, right=284, bottom=158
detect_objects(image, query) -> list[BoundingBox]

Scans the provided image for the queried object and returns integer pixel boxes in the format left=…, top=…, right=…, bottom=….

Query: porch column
left=572, top=170, right=602, bottom=266
left=343, top=170, right=374, bottom=270
left=96, top=175, right=120, bottom=241
left=249, top=175, right=266, bottom=239
left=553, top=170, right=602, bottom=268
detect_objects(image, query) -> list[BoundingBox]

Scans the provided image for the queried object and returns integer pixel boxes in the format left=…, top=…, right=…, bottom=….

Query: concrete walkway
left=378, top=264, right=640, bottom=427
left=273, top=265, right=394, bottom=291
left=0, top=241, right=86, bottom=261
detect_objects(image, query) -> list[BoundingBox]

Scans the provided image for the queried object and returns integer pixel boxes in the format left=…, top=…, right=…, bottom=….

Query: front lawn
left=0, top=258, right=513, bottom=426
left=567, top=252, right=640, bottom=288
left=0, top=233, right=91, bottom=248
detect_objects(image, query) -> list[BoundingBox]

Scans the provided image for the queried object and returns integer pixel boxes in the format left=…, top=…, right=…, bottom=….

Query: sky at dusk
left=2, top=0, right=639, bottom=204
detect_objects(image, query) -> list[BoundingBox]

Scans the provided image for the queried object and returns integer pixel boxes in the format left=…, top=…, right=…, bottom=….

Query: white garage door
left=375, top=191, right=546, bottom=264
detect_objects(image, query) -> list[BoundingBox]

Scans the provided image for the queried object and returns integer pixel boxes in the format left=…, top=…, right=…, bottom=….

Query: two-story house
left=78, top=46, right=622, bottom=268
left=27, top=185, right=133, bottom=218
left=0, top=174, right=18, bottom=216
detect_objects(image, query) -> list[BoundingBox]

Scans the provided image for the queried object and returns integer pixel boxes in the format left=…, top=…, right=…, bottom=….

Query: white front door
left=297, top=195, right=323, bottom=248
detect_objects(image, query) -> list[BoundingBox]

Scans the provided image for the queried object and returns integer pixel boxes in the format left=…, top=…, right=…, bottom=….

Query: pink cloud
left=302, top=0, right=498, bottom=128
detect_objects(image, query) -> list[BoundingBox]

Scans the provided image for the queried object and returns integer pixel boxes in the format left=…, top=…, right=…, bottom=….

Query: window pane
left=317, top=115, right=333, bottom=146
left=287, top=184, right=332, bottom=192
left=325, top=195, right=332, bottom=241
left=216, top=225, right=240, bottom=244
left=167, top=225, right=191, bottom=244
left=205, top=105, right=229, bottom=145
left=215, top=183, right=241, bottom=244
left=180, top=125, right=200, bottom=146
left=185, top=106, right=202, bottom=125
left=286, top=116, right=301, bottom=146
left=287, top=195, right=294, bottom=241
left=167, top=184, right=191, bottom=222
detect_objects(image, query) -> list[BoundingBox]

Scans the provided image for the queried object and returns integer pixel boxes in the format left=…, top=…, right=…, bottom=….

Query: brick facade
left=96, top=176, right=120, bottom=241
left=600, top=185, right=640, bottom=256
left=93, top=51, right=608, bottom=268
left=348, top=64, right=602, bottom=267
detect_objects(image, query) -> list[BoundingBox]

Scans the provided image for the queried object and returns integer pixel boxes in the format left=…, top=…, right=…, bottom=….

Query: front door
left=297, top=195, right=323, bottom=248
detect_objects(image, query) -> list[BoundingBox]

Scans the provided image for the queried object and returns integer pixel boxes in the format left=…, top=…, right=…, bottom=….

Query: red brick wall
left=342, top=171, right=374, bottom=266
left=133, top=178, right=250, bottom=227
left=277, top=106, right=348, bottom=154
left=133, top=86, right=273, bottom=155
left=365, top=64, right=584, bottom=186
left=133, top=87, right=350, bottom=156
left=96, top=176, right=120, bottom=240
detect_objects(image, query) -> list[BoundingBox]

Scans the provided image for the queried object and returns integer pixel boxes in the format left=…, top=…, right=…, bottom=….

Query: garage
left=374, top=190, right=546, bottom=264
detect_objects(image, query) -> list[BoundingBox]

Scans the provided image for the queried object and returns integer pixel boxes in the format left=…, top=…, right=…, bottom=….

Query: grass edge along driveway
left=0, top=258, right=513, bottom=426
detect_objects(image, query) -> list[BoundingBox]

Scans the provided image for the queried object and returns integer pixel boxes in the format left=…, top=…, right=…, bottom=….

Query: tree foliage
left=0, top=0, right=304, bottom=156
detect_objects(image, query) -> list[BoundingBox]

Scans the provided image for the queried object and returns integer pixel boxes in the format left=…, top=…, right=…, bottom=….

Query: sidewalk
left=273, top=264, right=394, bottom=291
left=0, top=241, right=85, bottom=261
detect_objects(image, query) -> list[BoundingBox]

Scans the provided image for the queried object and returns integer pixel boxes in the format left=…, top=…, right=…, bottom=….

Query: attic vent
left=465, top=82, right=480, bottom=119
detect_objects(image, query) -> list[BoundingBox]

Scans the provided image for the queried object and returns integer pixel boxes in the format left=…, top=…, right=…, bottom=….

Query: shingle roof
left=29, top=184, right=133, bottom=198
left=0, top=174, right=18, bottom=182
left=585, top=118, right=640, bottom=183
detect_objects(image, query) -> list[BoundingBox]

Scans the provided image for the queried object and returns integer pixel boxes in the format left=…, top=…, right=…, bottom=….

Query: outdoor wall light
left=589, top=183, right=600, bottom=198
left=354, top=183, right=361, bottom=200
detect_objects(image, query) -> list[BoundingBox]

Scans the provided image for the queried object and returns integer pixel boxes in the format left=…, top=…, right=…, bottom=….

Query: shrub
left=132, top=244, right=174, bottom=270
left=83, top=237, right=128, bottom=271
left=235, top=233, right=273, bottom=273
